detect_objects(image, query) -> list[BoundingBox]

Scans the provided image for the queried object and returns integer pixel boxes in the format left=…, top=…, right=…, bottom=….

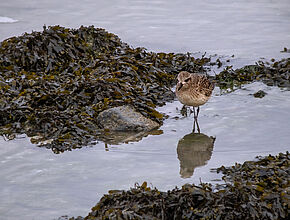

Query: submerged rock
left=97, top=105, right=159, bottom=132
left=98, top=130, right=163, bottom=145
left=253, top=90, right=267, bottom=98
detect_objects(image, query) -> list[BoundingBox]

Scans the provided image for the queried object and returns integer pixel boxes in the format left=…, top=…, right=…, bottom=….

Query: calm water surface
left=0, top=0, right=290, bottom=219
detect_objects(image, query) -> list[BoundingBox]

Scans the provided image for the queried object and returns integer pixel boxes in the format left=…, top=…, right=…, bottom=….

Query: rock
left=96, top=105, right=160, bottom=132
left=253, top=90, right=267, bottom=98
left=98, top=130, right=163, bottom=145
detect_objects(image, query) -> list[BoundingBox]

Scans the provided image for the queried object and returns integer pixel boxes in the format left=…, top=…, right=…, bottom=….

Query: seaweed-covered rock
left=69, top=152, right=289, bottom=220
left=97, top=105, right=159, bottom=131
left=0, top=25, right=211, bottom=152
left=253, top=90, right=267, bottom=98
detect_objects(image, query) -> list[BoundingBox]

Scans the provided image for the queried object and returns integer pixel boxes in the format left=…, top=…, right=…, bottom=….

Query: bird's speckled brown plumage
left=176, top=71, right=214, bottom=107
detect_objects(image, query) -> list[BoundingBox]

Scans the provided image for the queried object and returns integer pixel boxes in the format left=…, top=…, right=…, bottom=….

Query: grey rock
left=97, top=105, right=160, bottom=131
left=98, top=131, right=150, bottom=145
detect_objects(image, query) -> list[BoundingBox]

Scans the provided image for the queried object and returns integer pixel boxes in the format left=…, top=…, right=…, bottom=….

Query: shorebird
left=176, top=71, right=214, bottom=133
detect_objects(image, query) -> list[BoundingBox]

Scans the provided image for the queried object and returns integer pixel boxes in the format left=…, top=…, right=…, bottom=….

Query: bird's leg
left=195, top=118, right=200, bottom=133
left=193, top=107, right=196, bottom=119
left=195, top=107, right=200, bottom=133
left=192, top=107, right=196, bottom=133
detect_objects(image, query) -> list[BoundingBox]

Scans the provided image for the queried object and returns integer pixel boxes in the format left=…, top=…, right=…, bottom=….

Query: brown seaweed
left=68, top=152, right=289, bottom=220
left=0, top=25, right=211, bottom=152
left=1, top=25, right=289, bottom=152
left=215, top=59, right=290, bottom=92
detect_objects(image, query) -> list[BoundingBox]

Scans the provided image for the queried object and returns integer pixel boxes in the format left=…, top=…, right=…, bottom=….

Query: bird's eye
left=184, top=78, right=190, bottom=82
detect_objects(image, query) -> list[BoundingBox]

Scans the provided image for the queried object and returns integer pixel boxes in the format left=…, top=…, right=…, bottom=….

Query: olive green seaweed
left=67, top=152, right=289, bottom=220
left=215, top=59, right=290, bottom=93
left=0, top=26, right=289, bottom=152
left=0, top=25, right=210, bottom=152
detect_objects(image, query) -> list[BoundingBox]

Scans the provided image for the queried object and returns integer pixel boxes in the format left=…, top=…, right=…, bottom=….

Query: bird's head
left=176, top=71, right=192, bottom=91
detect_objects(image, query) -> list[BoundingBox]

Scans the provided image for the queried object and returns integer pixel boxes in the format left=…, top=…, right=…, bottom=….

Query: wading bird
left=176, top=71, right=214, bottom=133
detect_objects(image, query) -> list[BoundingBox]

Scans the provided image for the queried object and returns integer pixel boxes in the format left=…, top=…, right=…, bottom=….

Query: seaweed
left=215, top=58, right=290, bottom=92
left=0, top=25, right=211, bottom=152
left=1, top=25, right=288, bottom=152
left=69, top=152, right=289, bottom=220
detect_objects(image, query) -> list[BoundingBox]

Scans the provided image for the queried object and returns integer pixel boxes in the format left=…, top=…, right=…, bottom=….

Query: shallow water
left=1, top=83, right=290, bottom=219
left=0, top=0, right=290, bottom=219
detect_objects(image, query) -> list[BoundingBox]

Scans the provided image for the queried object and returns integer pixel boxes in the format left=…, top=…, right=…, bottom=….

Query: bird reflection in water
left=177, top=132, right=215, bottom=178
